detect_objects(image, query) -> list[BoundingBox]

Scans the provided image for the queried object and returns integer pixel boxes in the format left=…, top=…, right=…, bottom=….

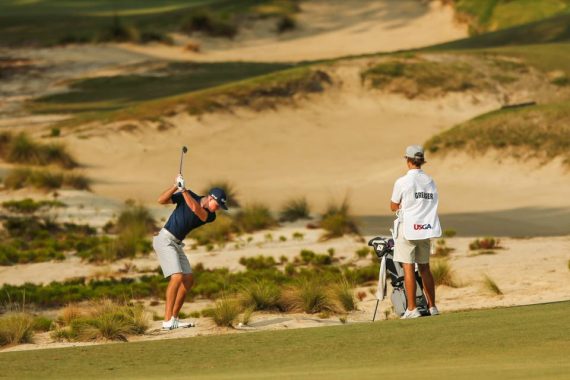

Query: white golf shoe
left=174, top=317, right=195, bottom=328
left=401, top=308, right=422, bottom=319
left=429, top=306, right=440, bottom=316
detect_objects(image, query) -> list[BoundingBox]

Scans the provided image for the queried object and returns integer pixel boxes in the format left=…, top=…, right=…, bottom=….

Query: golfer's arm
left=390, top=202, right=400, bottom=212
left=181, top=191, right=208, bottom=222
left=158, top=186, right=178, bottom=205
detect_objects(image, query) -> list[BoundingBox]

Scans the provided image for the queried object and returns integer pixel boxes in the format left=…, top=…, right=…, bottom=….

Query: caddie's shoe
left=174, top=317, right=195, bottom=328
left=429, top=306, right=440, bottom=316
left=401, top=308, right=421, bottom=319
left=162, top=317, right=176, bottom=330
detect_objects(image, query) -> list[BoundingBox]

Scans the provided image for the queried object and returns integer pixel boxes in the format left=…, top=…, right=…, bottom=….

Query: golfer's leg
left=418, top=263, right=436, bottom=308
left=165, top=273, right=183, bottom=321
left=172, top=274, right=193, bottom=317
left=402, top=263, right=417, bottom=310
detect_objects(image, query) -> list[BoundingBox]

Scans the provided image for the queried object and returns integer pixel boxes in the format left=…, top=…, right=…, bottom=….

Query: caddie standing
left=390, top=145, right=441, bottom=319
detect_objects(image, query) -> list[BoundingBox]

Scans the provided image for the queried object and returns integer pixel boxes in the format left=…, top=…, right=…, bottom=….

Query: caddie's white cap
left=405, top=145, right=425, bottom=159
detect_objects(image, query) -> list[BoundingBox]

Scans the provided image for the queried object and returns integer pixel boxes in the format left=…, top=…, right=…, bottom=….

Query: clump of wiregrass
left=202, top=180, right=240, bottom=208
left=3, top=167, right=90, bottom=191
left=277, top=15, right=296, bottom=33
left=52, top=300, right=150, bottom=342
left=0, top=132, right=78, bottom=169
left=319, top=198, right=360, bottom=240
left=181, top=9, right=238, bottom=38
left=99, top=200, right=155, bottom=260
left=331, top=277, right=357, bottom=312
left=239, top=255, right=277, bottom=270
left=203, top=294, right=242, bottom=327
left=189, top=213, right=234, bottom=246
left=240, top=280, right=282, bottom=311
left=233, top=203, right=278, bottom=233
left=355, top=246, right=372, bottom=259
left=94, top=15, right=141, bottom=43
left=1, top=198, right=65, bottom=214
left=443, top=229, right=457, bottom=238
left=469, top=237, right=502, bottom=251
left=430, top=259, right=459, bottom=287
left=279, top=197, right=311, bottom=222
left=280, top=278, right=341, bottom=314
left=482, top=274, right=503, bottom=296
left=0, top=313, right=35, bottom=347
left=433, top=238, right=454, bottom=257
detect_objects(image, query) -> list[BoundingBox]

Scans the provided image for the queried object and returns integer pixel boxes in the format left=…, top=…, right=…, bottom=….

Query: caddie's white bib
left=391, top=169, right=442, bottom=240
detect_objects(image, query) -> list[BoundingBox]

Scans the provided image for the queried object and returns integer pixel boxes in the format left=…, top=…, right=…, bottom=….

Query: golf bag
left=368, top=236, right=429, bottom=319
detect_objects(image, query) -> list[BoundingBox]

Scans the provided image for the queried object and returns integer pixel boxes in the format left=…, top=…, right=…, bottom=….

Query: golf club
left=178, top=146, right=188, bottom=188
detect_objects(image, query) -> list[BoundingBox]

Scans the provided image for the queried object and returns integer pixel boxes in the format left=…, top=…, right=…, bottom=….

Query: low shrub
left=482, top=274, right=503, bottom=295
left=3, top=168, right=90, bottom=191
left=431, top=259, right=458, bottom=287
left=95, top=16, right=141, bottom=43
left=1, top=198, right=65, bottom=214
left=279, top=197, right=311, bottom=222
left=320, top=198, right=359, bottom=240
left=239, top=255, right=277, bottom=270
left=433, top=238, right=454, bottom=257
left=189, top=213, right=234, bottom=246
left=355, top=247, right=372, bottom=259
left=280, top=278, right=340, bottom=314
left=443, top=229, right=457, bottom=238
left=234, top=203, right=278, bottom=233
left=277, top=15, right=296, bottom=33
left=53, top=299, right=150, bottom=342
left=1, top=132, right=77, bottom=168
left=332, top=277, right=357, bottom=312
left=205, top=294, right=241, bottom=327
left=32, top=316, right=54, bottom=332
left=181, top=10, right=238, bottom=38
left=469, top=237, right=501, bottom=250
left=0, top=313, right=35, bottom=347
left=240, top=280, right=281, bottom=311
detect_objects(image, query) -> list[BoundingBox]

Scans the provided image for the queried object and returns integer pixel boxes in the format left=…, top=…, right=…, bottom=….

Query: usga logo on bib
left=414, top=224, right=432, bottom=230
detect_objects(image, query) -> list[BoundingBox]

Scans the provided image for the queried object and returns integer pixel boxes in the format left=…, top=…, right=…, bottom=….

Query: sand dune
left=117, top=0, right=466, bottom=62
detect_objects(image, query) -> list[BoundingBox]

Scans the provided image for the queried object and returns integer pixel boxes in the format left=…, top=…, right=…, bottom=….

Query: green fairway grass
left=30, top=62, right=293, bottom=114
left=1, top=302, right=569, bottom=379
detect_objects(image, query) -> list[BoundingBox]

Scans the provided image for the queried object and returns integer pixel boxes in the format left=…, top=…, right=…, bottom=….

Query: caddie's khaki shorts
left=393, top=224, right=431, bottom=264
left=152, top=228, right=192, bottom=278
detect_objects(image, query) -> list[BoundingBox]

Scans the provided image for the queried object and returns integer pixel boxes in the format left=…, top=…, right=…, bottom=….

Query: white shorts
left=393, top=224, right=431, bottom=264
left=152, top=228, right=192, bottom=278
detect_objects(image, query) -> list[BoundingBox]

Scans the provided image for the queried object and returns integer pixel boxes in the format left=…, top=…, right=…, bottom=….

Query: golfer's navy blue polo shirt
left=164, top=190, right=216, bottom=241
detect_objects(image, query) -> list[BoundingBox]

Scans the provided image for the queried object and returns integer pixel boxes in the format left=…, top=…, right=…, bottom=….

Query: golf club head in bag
left=368, top=236, right=395, bottom=263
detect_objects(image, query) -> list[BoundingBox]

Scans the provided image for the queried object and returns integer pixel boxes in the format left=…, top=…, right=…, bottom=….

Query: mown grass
left=31, top=62, right=293, bottom=115
left=52, top=67, right=330, bottom=130
left=1, top=302, right=568, bottom=379
left=425, top=101, right=570, bottom=166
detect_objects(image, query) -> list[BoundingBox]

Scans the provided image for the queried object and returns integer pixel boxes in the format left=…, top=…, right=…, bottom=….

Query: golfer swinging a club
left=390, top=145, right=440, bottom=319
left=153, top=149, right=228, bottom=330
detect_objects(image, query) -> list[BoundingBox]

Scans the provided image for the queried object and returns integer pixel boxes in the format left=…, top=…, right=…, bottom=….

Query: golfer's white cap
left=404, top=145, right=425, bottom=159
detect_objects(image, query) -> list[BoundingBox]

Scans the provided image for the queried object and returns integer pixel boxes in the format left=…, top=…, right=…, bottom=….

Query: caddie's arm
left=158, top=185, right=178, bottom=205
left=180, top=190, right=208, bottom=222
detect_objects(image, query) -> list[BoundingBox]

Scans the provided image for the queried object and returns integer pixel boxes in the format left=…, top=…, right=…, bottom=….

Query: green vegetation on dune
left=426, top=101, right=570, bottom=165
left=431, top=13, right=570, bottom=50
left=51, top=66, right=331, bottom=128
left=0, top=302, right=568, bottom=379
left=31, top=62, right=293, bottom=115
left=448, top=0, right=570, bottom=35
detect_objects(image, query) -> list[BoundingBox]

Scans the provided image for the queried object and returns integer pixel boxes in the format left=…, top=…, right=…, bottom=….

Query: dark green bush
left=181, top=10, right=238, bottom=38
left=239, top=255, right=277, bottom=270
left=234, top=203, right=278, bottom=233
